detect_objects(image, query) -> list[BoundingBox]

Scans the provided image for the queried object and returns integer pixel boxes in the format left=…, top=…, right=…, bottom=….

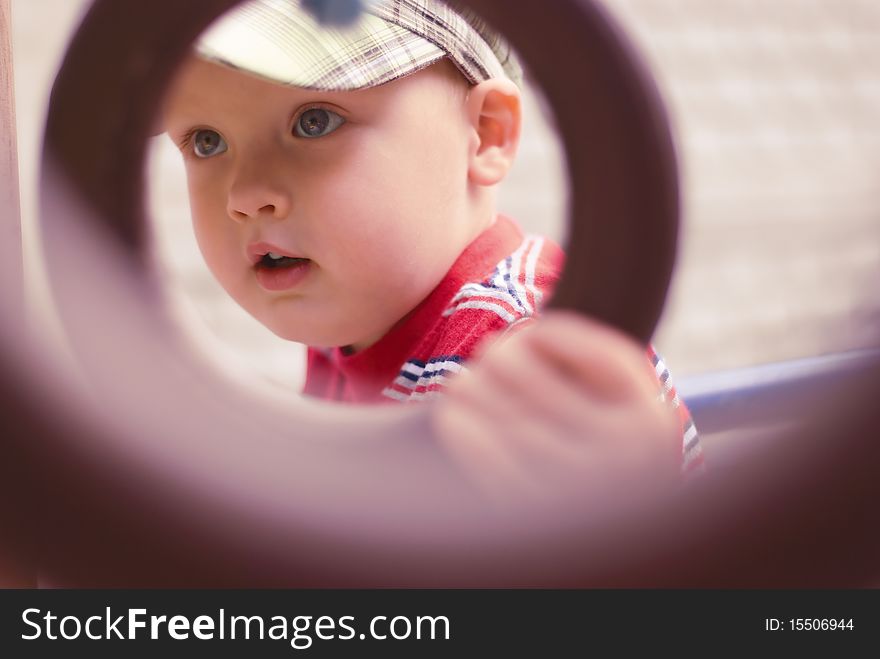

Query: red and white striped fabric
left=304, top=215, right=703, bottom=471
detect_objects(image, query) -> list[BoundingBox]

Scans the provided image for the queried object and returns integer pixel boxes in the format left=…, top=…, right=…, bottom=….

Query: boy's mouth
left=253, top=253, right=313, bottom=292
left=248, top=242, right=313, bottom=291
left=247, top=242, right=310, bottom=269
left=258, top=252, right=311, bottom=270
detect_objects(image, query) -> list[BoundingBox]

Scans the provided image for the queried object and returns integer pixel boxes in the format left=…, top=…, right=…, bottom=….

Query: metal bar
left=681, top=348, right=880, bottom=436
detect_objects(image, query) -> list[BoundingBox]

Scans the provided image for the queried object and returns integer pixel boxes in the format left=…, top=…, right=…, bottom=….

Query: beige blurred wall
left=12, top=0, right=880, bottom=393
left=617, top=0, right=880, bottom=374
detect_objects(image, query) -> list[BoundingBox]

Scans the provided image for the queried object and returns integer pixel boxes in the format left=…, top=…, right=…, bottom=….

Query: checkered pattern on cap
left=196, top=0, right=521, bottom=91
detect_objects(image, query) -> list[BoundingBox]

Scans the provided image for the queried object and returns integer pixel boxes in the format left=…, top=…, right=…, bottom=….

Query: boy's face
left=164, top=56, right=480, bottom=349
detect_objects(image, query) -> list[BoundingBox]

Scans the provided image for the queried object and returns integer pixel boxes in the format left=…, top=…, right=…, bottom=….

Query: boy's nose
left=226, top=165, right=293, bottom=222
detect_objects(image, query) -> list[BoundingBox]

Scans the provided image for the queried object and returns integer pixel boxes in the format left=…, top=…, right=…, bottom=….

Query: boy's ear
left=465, top=78, right=522, bottom=187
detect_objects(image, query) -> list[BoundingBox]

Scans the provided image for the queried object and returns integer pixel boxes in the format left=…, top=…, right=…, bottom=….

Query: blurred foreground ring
left=1, top=0, right=876, bottom=590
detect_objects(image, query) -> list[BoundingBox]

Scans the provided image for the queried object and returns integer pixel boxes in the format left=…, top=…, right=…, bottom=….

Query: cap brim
left=196, top=0, right=446, bottom=91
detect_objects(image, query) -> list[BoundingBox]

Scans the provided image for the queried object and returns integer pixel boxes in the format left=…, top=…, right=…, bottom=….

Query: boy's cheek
left=186, top=182, right=228, bottom=234
left=189, top=215, right=246, bottom=291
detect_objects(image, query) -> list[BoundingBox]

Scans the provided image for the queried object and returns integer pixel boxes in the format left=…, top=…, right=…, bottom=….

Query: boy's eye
left=192, top=129, right=228, bottom=158
left=293, top=108, right=345, bottom=139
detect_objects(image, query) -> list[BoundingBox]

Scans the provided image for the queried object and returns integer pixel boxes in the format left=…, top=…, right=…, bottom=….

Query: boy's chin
left=260, top=321, right=363, bottom=350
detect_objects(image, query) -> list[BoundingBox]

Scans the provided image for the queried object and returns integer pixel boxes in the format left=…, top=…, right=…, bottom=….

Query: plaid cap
left=196, top=0, right=522, bottom=91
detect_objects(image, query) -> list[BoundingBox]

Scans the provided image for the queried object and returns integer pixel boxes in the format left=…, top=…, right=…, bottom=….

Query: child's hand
left=431, top=311, right=681, bottom=504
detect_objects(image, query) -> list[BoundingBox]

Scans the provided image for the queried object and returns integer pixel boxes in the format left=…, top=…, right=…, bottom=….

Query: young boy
left=163, top=0, right=702, bottom=499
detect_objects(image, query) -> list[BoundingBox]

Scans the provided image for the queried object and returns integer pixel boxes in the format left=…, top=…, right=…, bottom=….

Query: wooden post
left=0, top=0, right=34, bottom=588
left=0, top=0, right=22, bottom=314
